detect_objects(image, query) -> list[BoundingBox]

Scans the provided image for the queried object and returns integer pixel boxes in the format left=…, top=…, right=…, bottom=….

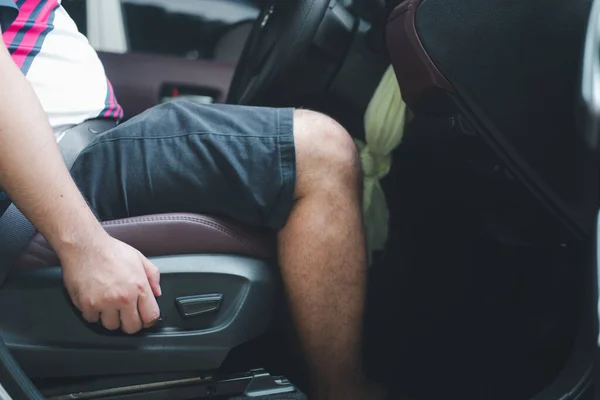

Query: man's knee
left=293, top=110, right=361, bottom=196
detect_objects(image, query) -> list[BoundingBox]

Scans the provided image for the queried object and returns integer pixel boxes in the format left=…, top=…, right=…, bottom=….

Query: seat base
left=0, top=254, right=278, bottom=378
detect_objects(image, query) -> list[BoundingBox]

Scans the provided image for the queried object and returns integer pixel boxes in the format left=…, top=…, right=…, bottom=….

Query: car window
left=62, top=0, right=259, bottom=61
left=122, top=0, right=258, bottom=60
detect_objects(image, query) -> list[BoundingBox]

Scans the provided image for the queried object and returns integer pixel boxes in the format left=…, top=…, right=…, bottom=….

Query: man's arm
left=0, top=37, right=161, bottom=334
left=0, top=31, right=107, bottom=256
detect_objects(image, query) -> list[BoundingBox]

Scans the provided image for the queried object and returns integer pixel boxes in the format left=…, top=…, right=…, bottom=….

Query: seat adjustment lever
left=176, top=294, right=223, bottom=318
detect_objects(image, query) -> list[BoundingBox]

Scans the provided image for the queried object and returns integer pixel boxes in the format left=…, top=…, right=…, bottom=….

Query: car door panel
left=99, top=51, right=235, bottom=118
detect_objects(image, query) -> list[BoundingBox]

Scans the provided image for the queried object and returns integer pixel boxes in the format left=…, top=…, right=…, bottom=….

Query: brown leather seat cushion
left=17, top=213, right=276, bottom=269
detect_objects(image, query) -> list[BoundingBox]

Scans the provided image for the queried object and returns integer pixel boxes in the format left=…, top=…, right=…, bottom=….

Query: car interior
left=0, top=0, right=598, bottom=399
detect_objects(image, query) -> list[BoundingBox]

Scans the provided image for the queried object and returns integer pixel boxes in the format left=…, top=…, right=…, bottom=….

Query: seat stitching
left=290, top=0, right=317, bottom=49
left=100, top=215, right=263, bottom=254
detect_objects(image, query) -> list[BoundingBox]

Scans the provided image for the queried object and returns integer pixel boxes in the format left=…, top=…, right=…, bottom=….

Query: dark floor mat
left=363, top=124, right=579, bottom=400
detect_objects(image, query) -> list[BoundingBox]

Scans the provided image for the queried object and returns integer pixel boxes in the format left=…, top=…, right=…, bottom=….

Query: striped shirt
left=0, top=0, right=123, bottom=136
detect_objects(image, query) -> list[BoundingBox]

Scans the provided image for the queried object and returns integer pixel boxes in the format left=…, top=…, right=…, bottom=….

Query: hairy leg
left=277, top=110, right=386, bottom=400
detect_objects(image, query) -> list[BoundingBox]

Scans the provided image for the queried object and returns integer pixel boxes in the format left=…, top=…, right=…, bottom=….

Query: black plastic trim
left=0, top=254, right=277, bottom=378
left=0, top=336, right=43, bottom=400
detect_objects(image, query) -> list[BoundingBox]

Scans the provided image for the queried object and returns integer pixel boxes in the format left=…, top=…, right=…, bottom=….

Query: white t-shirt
left=0, top=0, right=123, bottom=137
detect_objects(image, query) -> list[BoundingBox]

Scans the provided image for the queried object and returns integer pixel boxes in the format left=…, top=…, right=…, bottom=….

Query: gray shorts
left=70, top=100, right=297, bottom=230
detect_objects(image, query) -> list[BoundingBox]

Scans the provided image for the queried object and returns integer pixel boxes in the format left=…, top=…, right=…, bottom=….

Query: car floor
left=362, top=120, right=580, bottom=400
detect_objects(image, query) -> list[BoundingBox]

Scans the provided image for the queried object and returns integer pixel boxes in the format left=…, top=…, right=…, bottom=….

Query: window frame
left=84, top=0, right=128, bottom=53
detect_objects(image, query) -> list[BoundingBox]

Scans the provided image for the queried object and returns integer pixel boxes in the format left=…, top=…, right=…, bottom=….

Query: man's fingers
left=138, top=286, right=161, bottom=329
left=100, top=309, right=121, bottom=331
left=81, top=309, right=100, bottom=324
left=120, top=300, right=143, bottom=334
left=141, top=256, right=162, bottom=297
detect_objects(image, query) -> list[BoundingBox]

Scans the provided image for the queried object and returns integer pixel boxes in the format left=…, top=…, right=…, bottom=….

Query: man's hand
left=60, top=232, right=162, bottom=334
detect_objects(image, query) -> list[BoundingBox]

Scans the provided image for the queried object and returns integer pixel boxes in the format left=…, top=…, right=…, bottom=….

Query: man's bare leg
left=277, top=110, right=387, bottom=400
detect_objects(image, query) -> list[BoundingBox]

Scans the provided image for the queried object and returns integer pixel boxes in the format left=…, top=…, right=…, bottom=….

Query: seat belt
left=0, top=119, right=117, bottom=284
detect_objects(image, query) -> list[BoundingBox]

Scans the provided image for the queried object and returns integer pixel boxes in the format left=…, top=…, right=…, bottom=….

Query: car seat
left=0, top=119, right=281, bottom=379
left=385, top=0, right=599, bottom=245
